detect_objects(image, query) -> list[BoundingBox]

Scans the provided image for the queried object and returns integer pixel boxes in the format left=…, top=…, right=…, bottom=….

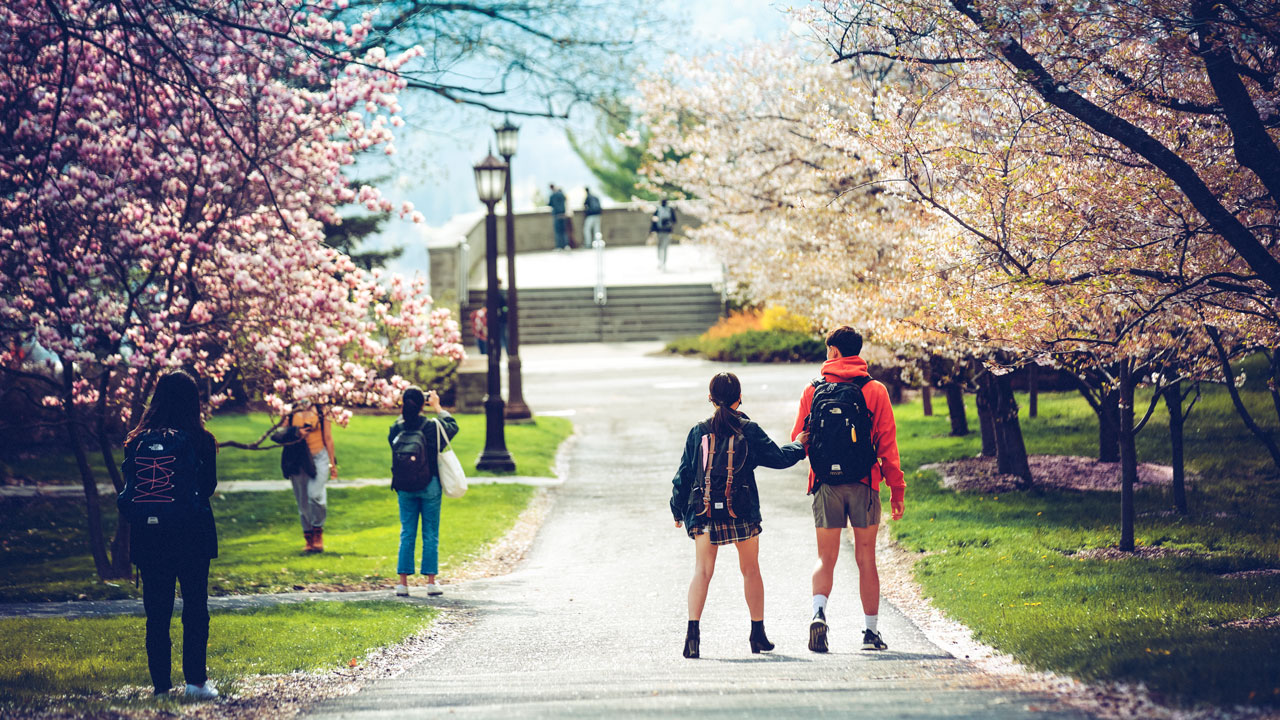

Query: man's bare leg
left=809, top=527, right=843, bottom=652
left=851, top=525, right=879, bottom=616
left=811, top=527, right=843, bottom=597
left=852, top=524, right=887, bottom=649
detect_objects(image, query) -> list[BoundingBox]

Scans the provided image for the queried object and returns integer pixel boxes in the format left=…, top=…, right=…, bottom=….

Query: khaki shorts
left=812, top=482, right=881, bottom=529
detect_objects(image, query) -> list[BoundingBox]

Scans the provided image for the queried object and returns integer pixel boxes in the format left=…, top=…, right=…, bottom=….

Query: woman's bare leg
left=687, top=533, right=718, bottom=621
left=735, top=535, right=764, bottom=621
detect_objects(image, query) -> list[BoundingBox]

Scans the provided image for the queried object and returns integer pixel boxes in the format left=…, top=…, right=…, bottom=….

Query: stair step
left=461, top=283, right=722, bottom=345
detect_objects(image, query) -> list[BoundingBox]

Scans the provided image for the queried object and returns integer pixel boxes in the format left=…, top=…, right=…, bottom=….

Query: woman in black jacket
left=389, top=386, right=458, bottom=597
left=670, top=372, right=806, bottom=658
left=121, top=370, right=219, bottom=699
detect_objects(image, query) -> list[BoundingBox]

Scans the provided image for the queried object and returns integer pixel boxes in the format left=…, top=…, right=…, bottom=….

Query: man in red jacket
left=791, top=326, right=905, bottom=652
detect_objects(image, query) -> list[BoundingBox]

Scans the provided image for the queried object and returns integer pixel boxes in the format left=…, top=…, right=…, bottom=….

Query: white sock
left=812, top=594, right=828, bottom=615
left=865, top=614, right=878, bottom=633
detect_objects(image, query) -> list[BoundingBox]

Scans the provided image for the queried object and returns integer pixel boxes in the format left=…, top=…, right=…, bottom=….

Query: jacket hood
left=820, top=355, right=870, bottom=382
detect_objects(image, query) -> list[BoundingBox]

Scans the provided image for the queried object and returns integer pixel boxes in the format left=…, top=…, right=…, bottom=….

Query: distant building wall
left=427, top=202, right=698, bottom=299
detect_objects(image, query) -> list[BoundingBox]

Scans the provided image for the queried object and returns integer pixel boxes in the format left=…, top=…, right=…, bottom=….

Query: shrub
left=665, top=335, right=707, bottom=355
left=760, top=306, right=813, bottom=334
left=705, top=330, right=825, bottom=363
left=701, top=309, right=763, bottom=340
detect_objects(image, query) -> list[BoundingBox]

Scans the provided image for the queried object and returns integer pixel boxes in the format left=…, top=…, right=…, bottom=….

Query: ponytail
left=402, top=386, right=425, bottom=421
left=706, top=372, right=743, bottom=435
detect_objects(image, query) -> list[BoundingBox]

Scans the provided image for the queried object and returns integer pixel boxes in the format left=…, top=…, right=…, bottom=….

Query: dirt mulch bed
left=1213, top=615, right=1280, bottom=631
left=1220, top=568, right=1280, bottom=580
left=1070, top=546, right=1201, bottom=561
left=923, top=454, right=1183, bottom=494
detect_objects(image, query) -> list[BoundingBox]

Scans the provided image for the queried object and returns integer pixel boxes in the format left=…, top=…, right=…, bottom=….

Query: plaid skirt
left=687, top=518, right=762, bottom=546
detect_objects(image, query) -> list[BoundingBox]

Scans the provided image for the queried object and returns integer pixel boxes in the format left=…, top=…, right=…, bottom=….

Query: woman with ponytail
left=388, top=386, right=458, bottom=597
left=670, top=372, right=807, bottom=658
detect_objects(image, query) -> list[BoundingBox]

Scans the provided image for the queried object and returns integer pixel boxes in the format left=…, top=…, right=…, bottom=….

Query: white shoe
left=426, top=583, right=443, bottom=596
left=184, top=682, right=218, bottom=700
left=394, top=584, right=409, bottom=597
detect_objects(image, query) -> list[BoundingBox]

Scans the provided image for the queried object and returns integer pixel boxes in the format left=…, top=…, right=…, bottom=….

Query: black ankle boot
left=683, top=620, right=700, bottom=659
left=749, top=620, right=774, bottom=653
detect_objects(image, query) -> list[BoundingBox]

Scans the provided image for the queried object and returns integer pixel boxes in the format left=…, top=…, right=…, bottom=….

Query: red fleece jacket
left=791, top=355, right=905, bottom=502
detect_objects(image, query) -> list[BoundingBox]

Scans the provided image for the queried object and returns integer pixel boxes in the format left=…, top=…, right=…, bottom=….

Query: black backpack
left=271, top=423, right=316, bottom=478
left=391, top=418, right=433, bottom=491
left=118, top=428, right=203, bottom=530
left=689, top=425, right=749, bottom=522
left=806, top=377, right=877, bottom=488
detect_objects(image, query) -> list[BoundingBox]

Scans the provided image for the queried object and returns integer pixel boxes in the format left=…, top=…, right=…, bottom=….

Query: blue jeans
left=397, top=482, right=441, bottom=575
left=552, top=214, right=567, bottom=249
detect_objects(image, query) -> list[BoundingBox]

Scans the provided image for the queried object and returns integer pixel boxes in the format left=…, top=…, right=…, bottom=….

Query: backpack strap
left=434, top=417, right=454, bottom=452
left=724, top=435, right=737, bottom=519
left=699, top=434, right=715, bottom=517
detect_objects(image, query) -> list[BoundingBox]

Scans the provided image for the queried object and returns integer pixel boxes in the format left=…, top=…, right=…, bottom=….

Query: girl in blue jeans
left=389, top=386, right=459, bottom=596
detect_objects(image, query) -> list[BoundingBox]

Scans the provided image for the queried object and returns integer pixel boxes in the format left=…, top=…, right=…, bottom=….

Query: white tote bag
left=435, top=418, right=467, bottom=498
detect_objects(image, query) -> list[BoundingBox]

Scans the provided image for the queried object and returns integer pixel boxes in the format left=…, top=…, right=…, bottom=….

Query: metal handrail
left=457, top=238, right=470, bottom=306
left=593, top=231, right=607, bottom=305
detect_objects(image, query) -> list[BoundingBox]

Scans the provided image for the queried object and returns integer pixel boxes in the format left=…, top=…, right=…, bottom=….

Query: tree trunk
left=1027, top=364, right=1038, bottom=418
left=975, top=379, right=997, bottom=457
left=1161, top=381, right=1188, bottom=516
left=945, top=383, right=969, bottom=436
left=991, top=372, right=1033, bottom=487
left=63, top=366, right=111, bottom=578
left=921, top=385, right=933, bottom=416
left=98, top=436, right=130, bottom=577
left=1118, top=362, right=1138, bottom=552
left=1098, top=387, right=1121, bottom=463
left=96, top=373, right=131, bottom=576
left=884, top=377, right=904, bottom=404
left=1269, top=349, right=1280, bottom=428
left=1207, top=325, right=1280, bottom=469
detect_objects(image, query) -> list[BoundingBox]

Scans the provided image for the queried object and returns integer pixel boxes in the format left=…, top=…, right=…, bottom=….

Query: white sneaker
left=394, top=584, right=409, bottom=597
left=426, top=582, right=443, bottom=596
left=184, top=682, right=218, bottom=700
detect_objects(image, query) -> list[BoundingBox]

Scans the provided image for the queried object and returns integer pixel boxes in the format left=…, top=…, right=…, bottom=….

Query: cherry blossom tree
left=0, top=0, right=462, bottom=578
left=636, top=46, right=1014, bottom=468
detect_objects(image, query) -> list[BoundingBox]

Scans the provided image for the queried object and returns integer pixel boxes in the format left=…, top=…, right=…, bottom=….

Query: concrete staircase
left=463, top=284, right=723, bottom=345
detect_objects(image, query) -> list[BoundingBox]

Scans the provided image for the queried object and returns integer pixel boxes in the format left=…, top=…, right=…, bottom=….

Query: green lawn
left=0, top=484, right=535, bottom=602
left=3, top=412, right=573, bottom=484
left=0, top=600, right=435, bottom=704
left=889, top=366, right=1280, bottom=709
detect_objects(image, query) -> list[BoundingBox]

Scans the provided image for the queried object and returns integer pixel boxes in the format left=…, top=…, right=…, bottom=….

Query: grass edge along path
left=3, top=413, right=574, bottom=484
left=0, top=600, right=438, bottom=710
left=886, top=382, right=1280, bottom=711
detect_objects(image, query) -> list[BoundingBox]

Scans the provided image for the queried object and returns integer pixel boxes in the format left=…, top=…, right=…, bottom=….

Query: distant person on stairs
left=791, top=326, right=905, bottom=654
left=548, top=184, right=568, bottom=250
left=671, top=372, right=807, bottom=659
left=582, top=188, right=603, bottom=246
left=651, top=198, right=677, bottom=270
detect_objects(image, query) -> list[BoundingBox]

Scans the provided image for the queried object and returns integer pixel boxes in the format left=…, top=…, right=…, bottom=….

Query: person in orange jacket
left=791, top=326, right=905, bottom=652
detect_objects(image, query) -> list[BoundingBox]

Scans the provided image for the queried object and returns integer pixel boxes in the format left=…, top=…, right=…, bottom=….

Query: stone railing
left=427, top=201, right=697, bottom=299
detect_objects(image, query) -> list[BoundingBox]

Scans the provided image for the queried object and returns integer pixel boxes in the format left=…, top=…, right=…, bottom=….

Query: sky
left=352, top=1, right=798, bottom=277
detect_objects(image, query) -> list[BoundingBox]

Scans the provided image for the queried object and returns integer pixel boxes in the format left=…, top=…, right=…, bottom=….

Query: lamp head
left=473, top=151, right=508, bottom=205
left=494, top=117, right=520, bottom=157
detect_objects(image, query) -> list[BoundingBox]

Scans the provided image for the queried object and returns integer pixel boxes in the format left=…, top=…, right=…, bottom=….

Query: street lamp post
left=473, top=152, right=516, bottom=473
left=494, top=118, right=531, bottom=420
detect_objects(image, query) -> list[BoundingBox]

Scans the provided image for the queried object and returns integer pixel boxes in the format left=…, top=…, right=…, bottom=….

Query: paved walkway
left=303, top=343, right=1095, bottom=719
